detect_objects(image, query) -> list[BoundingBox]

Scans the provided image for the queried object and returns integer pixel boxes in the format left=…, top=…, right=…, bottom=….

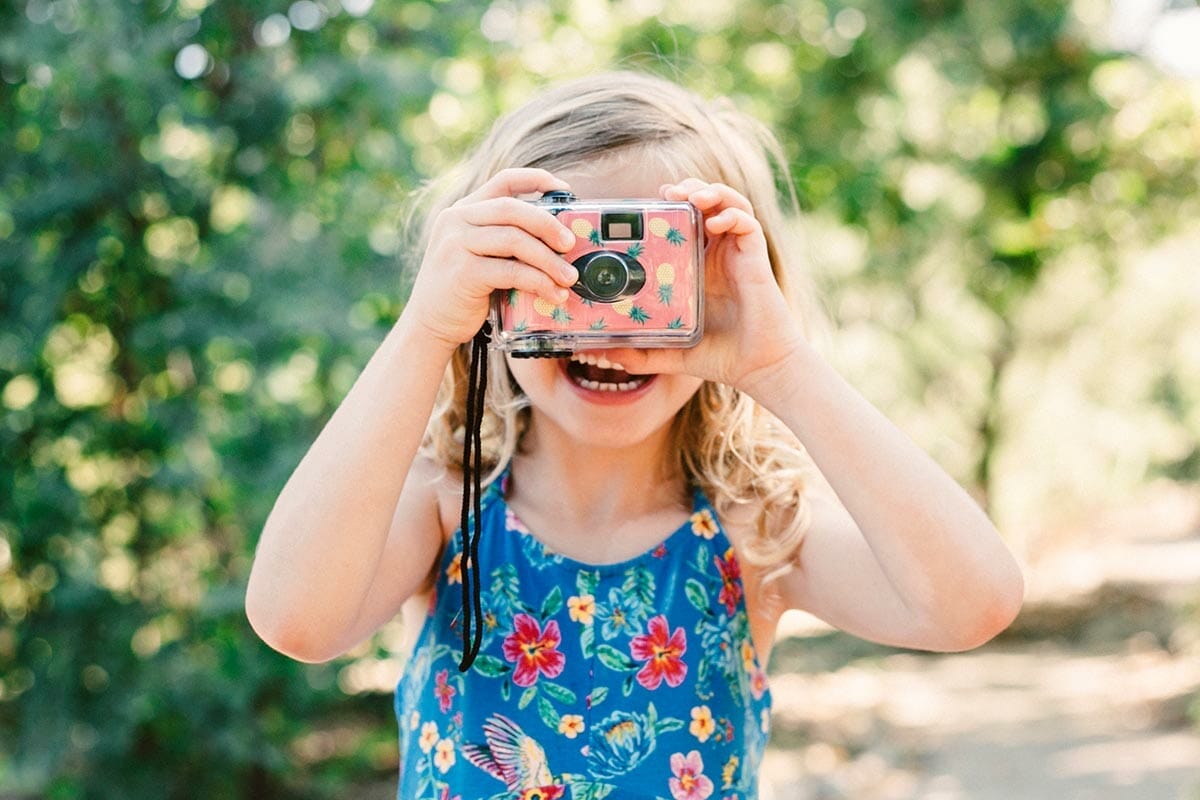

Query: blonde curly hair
left=409, top=71, right=828, bottom=584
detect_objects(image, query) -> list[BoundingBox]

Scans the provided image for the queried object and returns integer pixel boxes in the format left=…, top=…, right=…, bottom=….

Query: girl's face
left=504, top=152, right=705, bottom=451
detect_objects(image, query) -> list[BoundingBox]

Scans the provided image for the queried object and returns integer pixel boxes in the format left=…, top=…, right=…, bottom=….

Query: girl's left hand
left=597, top=179, right=806, bottom=392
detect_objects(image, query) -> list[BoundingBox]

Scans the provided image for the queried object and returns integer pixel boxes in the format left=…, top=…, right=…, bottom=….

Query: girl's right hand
left=405, top=168, right=580, bottom=349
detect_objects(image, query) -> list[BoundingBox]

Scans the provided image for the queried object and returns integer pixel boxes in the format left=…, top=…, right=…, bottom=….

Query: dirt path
left=759, top=524, right=1200, bottom=800
left=760, top=637, right=1200, bottom=798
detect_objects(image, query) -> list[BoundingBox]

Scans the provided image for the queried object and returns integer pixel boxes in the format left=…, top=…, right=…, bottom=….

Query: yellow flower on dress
left=688, top=705, right=715, bottom=742
left=434, top=738, right=456, bottom=773
left=690, top=508, right=718, bottom=539
left=558, top=714, right=586, bottom=738
left=409, top=710, right=420, bottom=730
left=418, top=721, right=439, bottom=753
left=445, top=552, right=462, bottom=585
left=567, top=594, right=596, bottom=625
left=741, top=640, right=757, bottom=671
left=722, top=754, right=740, bottom=788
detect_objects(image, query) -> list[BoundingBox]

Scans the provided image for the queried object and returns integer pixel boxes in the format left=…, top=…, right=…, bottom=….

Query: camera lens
left=580, top=253, right=629, bottom=301
left=572, top=250, right=646, bottom=303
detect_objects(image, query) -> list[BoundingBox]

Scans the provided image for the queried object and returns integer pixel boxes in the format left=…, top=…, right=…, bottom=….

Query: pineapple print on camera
left=492, top=198, right=704, bottom=355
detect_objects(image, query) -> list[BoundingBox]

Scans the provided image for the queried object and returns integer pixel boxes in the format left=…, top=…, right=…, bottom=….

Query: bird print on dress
left=461, top=713, right=566, bottom=800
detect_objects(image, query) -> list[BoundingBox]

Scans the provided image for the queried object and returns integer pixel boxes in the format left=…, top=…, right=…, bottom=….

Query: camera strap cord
left=457, top=320, right=490, bottom=672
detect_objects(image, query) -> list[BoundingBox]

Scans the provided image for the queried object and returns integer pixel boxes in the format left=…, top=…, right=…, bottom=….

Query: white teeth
left=571, top=353, right=631, bottom=368
left=572, top=353, right=628, bottom=371
left=575, top=376, right=647, bottom=392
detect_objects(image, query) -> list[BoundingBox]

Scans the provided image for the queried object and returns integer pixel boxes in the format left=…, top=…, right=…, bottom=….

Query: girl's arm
left=245, top=168, right=580, bottom=662
left=244, top=316, right=456, bottom=663
left=742, top=342, right=1025, bottom=651
left=604, top=179, right=1024, bottom=652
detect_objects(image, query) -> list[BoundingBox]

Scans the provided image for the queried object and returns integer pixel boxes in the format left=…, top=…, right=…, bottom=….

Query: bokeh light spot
left=174, top=43, right=211, bottom=80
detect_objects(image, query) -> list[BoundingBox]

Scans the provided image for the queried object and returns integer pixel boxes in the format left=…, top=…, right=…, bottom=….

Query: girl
left=245, top=72, right=1025, bottom=800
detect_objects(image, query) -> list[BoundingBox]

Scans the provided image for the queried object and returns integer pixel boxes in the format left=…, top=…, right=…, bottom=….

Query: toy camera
left=490, top=191, right=705, bottom=358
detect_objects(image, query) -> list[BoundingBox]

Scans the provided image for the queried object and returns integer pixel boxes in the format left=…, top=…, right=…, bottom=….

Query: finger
left=663, top=181, right=754, bottom=215
left=593, top=346, right=685, bottom=376
left=661, top=178, right=709, bottom=201
left=478, top=257, right=572, bottom=305
left=705, top=208, right=762, bottom=239
left=460, top=196, right=577, bottom=253
left=460, top=168, right=570, bottom=204
left=691, top=183, right=754, bottom=214
left=466, top=226, right=579, bottom=287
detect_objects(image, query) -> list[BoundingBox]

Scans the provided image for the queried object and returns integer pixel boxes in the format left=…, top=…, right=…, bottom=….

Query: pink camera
left=490, top=191, right=705, bottom=357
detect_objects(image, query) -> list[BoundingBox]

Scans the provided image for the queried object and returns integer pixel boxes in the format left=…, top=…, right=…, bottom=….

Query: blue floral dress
left=394, top=463, right=772, bottom=800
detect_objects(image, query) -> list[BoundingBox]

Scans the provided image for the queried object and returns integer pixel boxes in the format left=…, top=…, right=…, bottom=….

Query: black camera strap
left=457, top=320, right=490, bottom=672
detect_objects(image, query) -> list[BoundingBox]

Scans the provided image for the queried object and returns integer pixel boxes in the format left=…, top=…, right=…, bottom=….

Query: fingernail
left=557, top=288, right=569, bottom=301
left=563, top=264, right=579, bottom=283
left=560, top=228, right=575, bottom=249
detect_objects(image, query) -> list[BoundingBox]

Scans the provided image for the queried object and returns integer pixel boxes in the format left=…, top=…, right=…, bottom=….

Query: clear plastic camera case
left=490, top=195, right=705, bottom=358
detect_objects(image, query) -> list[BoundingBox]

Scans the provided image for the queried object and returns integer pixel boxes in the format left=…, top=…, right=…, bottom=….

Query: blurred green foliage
left=2, top=0, right=1198, bottom=797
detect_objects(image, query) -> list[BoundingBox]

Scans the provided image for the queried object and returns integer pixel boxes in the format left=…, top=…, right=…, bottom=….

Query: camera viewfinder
left=600, top=211, right=643, bottom=241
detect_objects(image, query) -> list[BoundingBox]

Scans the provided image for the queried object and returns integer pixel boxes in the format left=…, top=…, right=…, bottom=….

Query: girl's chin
left=550, top=419, right=669, bottom=452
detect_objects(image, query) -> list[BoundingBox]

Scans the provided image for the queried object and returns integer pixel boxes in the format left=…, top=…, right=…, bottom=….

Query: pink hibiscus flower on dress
left=501, top=613, right=565, bottom=687
left=669, top=750, right=714, bottom=800
left=714, top=547, right=743, bottom=616
left=630, top=614, right=687, bottom=690
left=434, top=668, right=456, bottom=713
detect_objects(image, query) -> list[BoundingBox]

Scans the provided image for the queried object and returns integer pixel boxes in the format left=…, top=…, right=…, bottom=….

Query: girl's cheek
left=503, top=357, right=555, bottom=398
left=503, top=356, right=531, bottom=392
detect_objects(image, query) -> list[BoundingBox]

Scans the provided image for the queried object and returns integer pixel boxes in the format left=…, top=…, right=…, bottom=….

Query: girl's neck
left=510, top=414, right=690, bottom=526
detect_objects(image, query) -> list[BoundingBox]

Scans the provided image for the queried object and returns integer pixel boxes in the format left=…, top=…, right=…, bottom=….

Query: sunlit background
left=2, top=0, right=1199, bottom=798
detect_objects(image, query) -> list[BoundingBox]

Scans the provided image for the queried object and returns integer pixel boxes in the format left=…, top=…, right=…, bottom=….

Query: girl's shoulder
left=401, top=455, right=465, bottom=587
left=419, top=457, right=475, bottom=550
left=393, top=458, right=463, bottom=604
left=404, top=455, right=511, bottom=601
left=419, top=456, right=511, bottom=550
left=710, top=499, right=764, bottom=563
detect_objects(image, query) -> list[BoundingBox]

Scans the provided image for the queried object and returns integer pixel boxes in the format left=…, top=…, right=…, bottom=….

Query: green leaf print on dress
left=621, top=563, right=655, bottom=611
left=489, top=562, right=521, bottom=626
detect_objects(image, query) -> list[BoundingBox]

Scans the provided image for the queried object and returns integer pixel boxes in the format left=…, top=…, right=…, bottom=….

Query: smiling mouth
left=564, top=353, right=652, bottom=392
